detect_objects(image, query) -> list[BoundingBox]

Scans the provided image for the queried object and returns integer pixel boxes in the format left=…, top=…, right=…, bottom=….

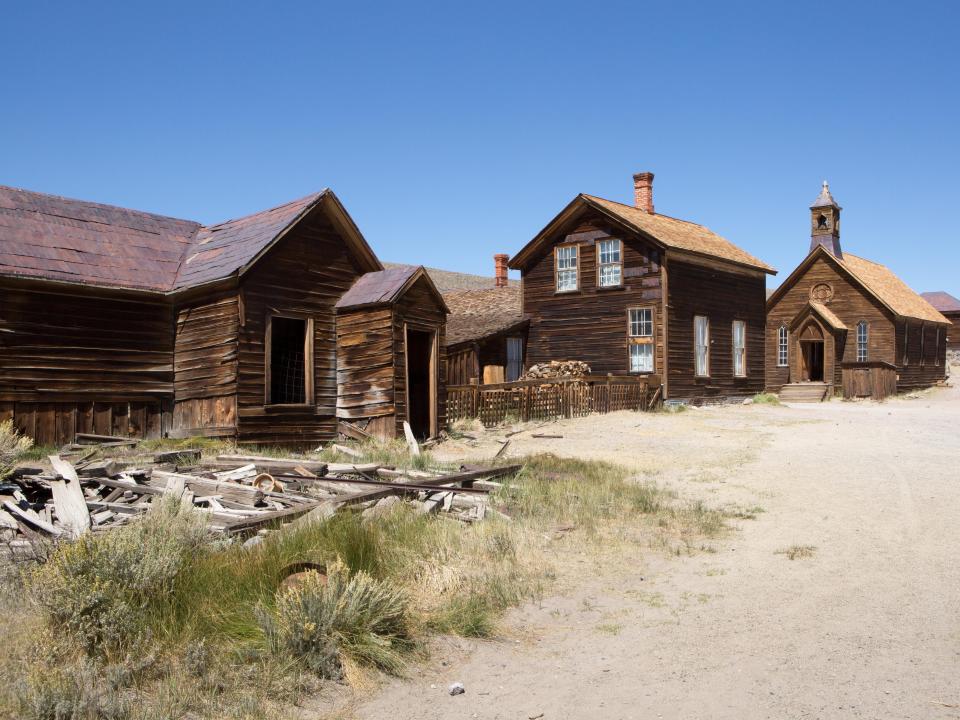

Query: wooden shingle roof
left=839, top=253, right=949, bottom=324
left=443, top=286, right=525, bottom=347
left=335, top=265, right=449, bottom=313
left=0, top=185, right=380, bottom=293
left=510, top=193, right=775, bottom=274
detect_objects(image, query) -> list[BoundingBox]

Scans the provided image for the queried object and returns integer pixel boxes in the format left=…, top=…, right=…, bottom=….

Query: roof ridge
left=0, top=183, right=199, bottom=225
left=199, top=189, right=328, bottom=231
left=582, top=193, right=711, bottom=230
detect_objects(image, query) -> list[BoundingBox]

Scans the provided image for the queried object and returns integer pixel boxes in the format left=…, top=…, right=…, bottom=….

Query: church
left=766, top=183, right=949, bottom=401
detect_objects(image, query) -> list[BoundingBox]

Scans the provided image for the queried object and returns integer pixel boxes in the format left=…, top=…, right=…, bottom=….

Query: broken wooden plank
left=215, top=455, right=328, bottom=475
left=338, top=421, right=373, bottom=442
left=403, top=421, right=421, bottom=457
left=48, top=456, right=91, bottom=539
left=3, top=500, right=63, bottom=537
left=212, top=464, right=258, bottom=482
left=531, top=433, right=563, bottom=439
left=333, top=443, right=363, bottom=459
left=154, top=448, right=202, bottom=465
left=75, top=433, right=138, bottom=446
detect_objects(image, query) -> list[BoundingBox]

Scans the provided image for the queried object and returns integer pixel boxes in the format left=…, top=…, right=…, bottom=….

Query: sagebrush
left=0, top=419, right=33, bottom=479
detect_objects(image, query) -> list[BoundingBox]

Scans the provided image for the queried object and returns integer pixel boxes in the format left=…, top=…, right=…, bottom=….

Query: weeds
left=0, top=419, right=34, bottom=478
left=775, top=544, right=816, bottom=560
left=751, top=393, right=781, bottom=405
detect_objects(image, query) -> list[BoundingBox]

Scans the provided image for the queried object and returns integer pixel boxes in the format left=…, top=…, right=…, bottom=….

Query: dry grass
left=0, top=447, right=729, bottom=719
left=775, top=544, right=817, bottom=560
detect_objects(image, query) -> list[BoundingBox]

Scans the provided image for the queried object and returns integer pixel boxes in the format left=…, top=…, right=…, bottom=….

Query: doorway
left=801, top=341, right=824, bottom=381
left=405, top=326, right=437, bottom=439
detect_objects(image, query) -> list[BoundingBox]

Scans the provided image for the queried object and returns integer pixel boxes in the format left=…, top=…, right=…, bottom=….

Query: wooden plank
left=403, top=421, right=420, bottom=456
left=48, top=455, right=92, bottom=538
left=3, top=499, right=63, bottom=537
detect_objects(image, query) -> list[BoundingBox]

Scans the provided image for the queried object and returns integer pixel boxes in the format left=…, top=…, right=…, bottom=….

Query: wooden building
left=920, top=292, right=960, bottom=352
left=445, top=255, right=528, bottom=385
left=0, top=185, right=445, bottom=446
left=335, top=265, right=448, bottom=441
left=766, top=183, right=949, bottom=400
left=508, top=173, right=776, bottom=403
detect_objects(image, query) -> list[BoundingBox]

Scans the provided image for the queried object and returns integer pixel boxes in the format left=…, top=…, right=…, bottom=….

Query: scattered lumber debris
left=531, top=433, right=563, bottom=439
left=1, top=444, right=524, bottom=563
left=338, top=421, right=373, bottom=442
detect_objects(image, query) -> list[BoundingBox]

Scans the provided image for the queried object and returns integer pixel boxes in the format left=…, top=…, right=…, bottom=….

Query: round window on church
left=810, top=283, right=834, bottom=303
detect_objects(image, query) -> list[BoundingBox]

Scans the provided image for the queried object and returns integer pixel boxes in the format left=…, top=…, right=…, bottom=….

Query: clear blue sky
left=2, top=1, right=958, bottom=292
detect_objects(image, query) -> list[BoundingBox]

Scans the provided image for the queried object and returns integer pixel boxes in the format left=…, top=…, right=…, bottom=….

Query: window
left=856, top=320, right=868, bottom=362
left=733, top=320, right=746, bottom=377
left=597, top=238, right=622, bottom=288
left=777, top=325, right=788, bottom=367
left=266, top=315, right=314, bottom=405
left=694, top=315, right=710, bottom=376
left=627, top=307, right=654, bottom=372
left=506, top=337, right=524, bottom=382
left=936, top=327, right=941, bottom=366
left=555, top=245, right=578, bottom=292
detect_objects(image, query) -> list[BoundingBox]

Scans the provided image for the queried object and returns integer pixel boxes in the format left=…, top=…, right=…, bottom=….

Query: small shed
left=444, top=286, right=528, bottom=384
left=335, top=265, right=449, bottom=441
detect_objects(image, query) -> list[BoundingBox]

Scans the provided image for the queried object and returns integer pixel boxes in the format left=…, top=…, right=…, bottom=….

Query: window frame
left=626, top=306, right=655, bottom=374
left=935, top=326, right=941, bottom=366
left=554, top=243, right=580, bottom=293
left=903, top=320, right=909, bottom=365
left=732, top=320, right=747, bottom=377
left=856, top=320, right=868, bottom=362
left=596, top=238, right=623, bottom=289
left=694, top=315, right=710, bottom=378
left=920, top=322, right=926, bottom=367
left=264, top=313, right=315, bottom=407
left=777, top=325, right=788, bottom=367
left=506, top=336, right=524, bottom=382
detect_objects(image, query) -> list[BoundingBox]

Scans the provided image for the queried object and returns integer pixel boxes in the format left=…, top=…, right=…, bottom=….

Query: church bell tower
left=809, top=181, right=842, bottom=258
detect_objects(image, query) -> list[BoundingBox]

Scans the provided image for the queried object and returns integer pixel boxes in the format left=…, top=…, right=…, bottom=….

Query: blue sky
left=2, top=1, right=958, bottom=292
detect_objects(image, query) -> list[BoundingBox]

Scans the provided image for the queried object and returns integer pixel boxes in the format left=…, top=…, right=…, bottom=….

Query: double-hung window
left=856, top=321, right=868, bottom=362
left=732, top=320, right=746, bottom=377
left=777, top=325, right=788, bottom=367
left=555, top=245, right=578, bottom=292
left=935, top=327, right=941, bottom=366
left=597, top=239, right=622, bottom=288
left=694, top=315, right=710, bottom=376
left=627, top=307, right=654, bottom=373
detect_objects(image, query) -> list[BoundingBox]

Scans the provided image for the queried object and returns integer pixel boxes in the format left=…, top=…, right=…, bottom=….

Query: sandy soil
left=338, top=386, right=960, bottom=719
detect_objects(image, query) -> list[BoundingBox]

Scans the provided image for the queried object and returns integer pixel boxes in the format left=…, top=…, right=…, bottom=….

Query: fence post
left=606, top=373, right=612, bottom=413
left=523, top=385, right=531, bottom=422
left=470, top=379, right=479, bottom=419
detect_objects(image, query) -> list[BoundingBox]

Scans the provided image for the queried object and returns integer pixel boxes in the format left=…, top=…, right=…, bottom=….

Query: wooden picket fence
left=447, top=375, right=662, bottom=426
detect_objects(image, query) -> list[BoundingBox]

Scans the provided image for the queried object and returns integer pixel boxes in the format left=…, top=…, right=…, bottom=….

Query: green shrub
left=0, top=419, right=33, bottom=479
left=751, top=392, right=781, bottom=405
left=29, top=497, right=207, bottom=657
left=259, top=559, right=411, bottom=678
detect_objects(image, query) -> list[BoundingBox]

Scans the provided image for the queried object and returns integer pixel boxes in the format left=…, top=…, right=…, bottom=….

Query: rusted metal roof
left=920, top=291, right=960, bottom=314
left=0, top=185, right=379, bottom=293
left=336, top=265, right=449, bottom=313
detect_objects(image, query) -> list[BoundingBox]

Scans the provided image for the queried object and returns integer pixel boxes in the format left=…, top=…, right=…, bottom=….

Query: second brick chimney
left=633, top=172, right=654, bottom=214
left=494, top=254, right=509, bottom=288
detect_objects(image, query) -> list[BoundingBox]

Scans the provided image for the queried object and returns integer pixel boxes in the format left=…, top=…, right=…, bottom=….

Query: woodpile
left=521, top=360, right=591, bottom=381
left=1, top=437, right=520, bottom=563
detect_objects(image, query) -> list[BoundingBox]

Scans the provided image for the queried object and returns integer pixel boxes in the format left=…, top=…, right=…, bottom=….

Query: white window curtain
left=733, top=320, right=746, bottom=377
left=556, top=246, right=578, bottom=291
left=695, top=315, right=709, bottom=376
left=630, top=343, right=653, bottom=372
left=506, top=337, right=523, bottom=381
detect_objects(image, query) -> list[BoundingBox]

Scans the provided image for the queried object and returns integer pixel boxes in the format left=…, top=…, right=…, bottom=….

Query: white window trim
left=555, top=244, right=579, bottom=293
left=733, top=320, right=747, bottom=377
left=777, top=325, right=788, bottom=367
left=596, top=238, right=623, bottom=288
left=627, top=306, right=655, bottom=373
left=694, top=315, right=710, bottom=377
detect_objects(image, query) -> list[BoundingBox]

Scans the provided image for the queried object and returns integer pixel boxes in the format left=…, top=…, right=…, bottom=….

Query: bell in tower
left=809, top=180, right=842, bottom=258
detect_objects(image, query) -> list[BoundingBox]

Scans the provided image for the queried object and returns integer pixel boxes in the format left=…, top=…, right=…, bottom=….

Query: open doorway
left=801, top=341, right=825, bottom=381
left=405, top=327, right=436, bottom=439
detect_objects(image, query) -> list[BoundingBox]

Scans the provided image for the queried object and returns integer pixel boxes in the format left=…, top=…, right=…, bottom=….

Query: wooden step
left=778, top=383, right=829, bottom=403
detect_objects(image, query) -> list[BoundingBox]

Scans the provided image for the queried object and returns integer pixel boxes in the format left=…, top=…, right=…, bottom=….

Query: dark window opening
left=406, top=329, right=434, bottom=440
left=270, top=317, right=307, bottom=404
left=506, top=337, right=524, bottom=381
left=817, top=213, right=828, bottom=229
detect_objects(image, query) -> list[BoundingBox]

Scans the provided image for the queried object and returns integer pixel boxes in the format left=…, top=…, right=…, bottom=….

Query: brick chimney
left=494, top=254, right=509, bottom=288
left=633, top=172, right=654, bottom=214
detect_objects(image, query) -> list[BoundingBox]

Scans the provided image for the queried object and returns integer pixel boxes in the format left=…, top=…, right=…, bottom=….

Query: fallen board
left=48, top=455, right=91, bottom=538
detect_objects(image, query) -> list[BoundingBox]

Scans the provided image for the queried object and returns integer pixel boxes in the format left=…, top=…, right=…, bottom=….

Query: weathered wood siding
left=765, top=254, right=895, bottom=393
left=521, top=214, right=664, bottom=376
left=666, top=258, right=766, bottom=401
left=944, top=311, right=960, bottom=351
left=392, top=276, right=447, bottom=438
left=447, top=345, right=478, bottom=386
left=896, top=319, right=948, bottom=391
left=0, top=281, right=173, bottom=445
left=172, top=291, right=239, bottom=437
left=236, top=208, right=367, bottom=445
left=336, top=306, right=396, bottom=424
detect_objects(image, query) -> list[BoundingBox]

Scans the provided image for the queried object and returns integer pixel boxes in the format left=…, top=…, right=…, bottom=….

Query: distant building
left=920, top=292, right=960, bottom=351
left=766, top=183, right=949, bottom=400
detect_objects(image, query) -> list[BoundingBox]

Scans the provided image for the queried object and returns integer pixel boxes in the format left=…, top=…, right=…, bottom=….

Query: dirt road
left=349, top=387, right=960, bottom=719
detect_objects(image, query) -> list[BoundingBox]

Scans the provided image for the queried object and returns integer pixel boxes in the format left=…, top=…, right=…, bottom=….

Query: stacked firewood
left=521, top=360, right=591, bottom=381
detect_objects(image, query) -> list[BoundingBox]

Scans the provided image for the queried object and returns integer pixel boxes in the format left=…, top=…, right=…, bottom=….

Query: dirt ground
left=334, top=385, right=960, bottom=719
